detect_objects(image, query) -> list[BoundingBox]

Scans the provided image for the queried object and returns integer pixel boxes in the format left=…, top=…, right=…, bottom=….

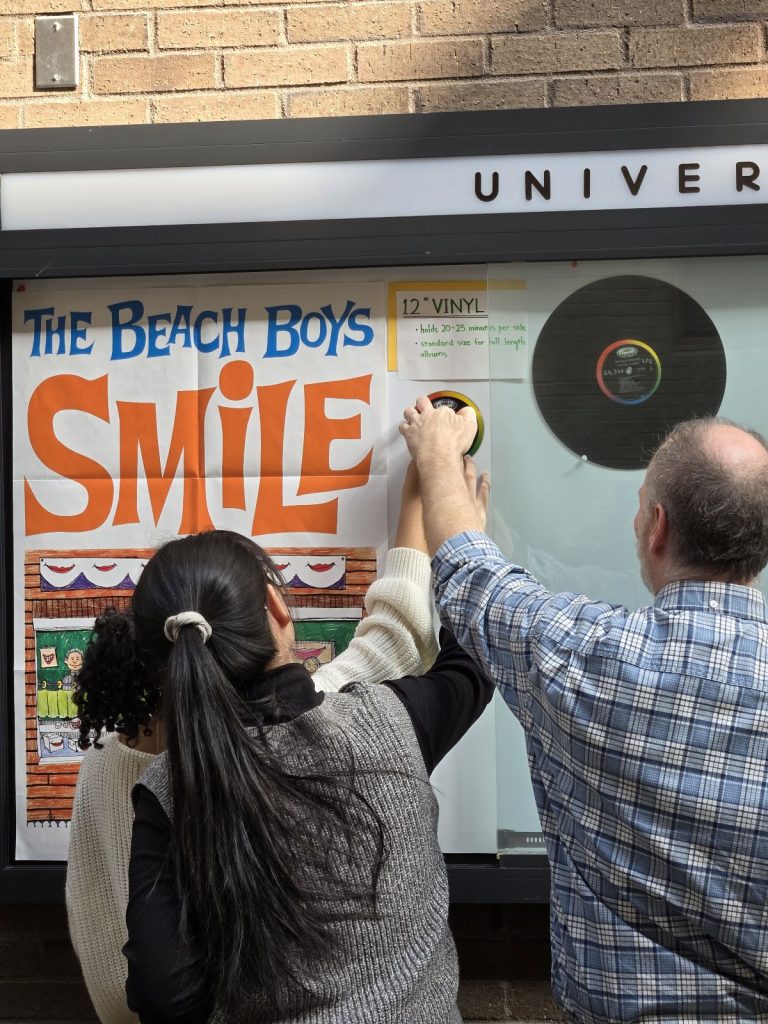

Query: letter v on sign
left=621, top=165, right=648, bottom=197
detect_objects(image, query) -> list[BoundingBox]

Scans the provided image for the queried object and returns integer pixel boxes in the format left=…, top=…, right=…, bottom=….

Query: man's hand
left=400, top=395, right=477, bottom=467
left=398, top=396, right=491, bottom=556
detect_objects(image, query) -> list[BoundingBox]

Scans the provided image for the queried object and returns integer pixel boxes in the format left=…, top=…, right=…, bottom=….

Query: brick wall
left=0, top=0, right=765, bottom=129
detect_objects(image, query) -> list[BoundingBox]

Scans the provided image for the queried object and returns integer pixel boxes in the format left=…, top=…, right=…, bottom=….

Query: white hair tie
left=164, top=611, right=212, bottom=644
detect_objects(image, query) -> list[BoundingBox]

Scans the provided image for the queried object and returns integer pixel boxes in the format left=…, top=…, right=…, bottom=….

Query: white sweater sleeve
left=66, top=739, right=150, bottom=1024
left=313, top=547, right=438, bottom=694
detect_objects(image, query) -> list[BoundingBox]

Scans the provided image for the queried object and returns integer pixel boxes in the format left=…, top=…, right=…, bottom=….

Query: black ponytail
left=132, top=531, right=386, bottom=1014
left=75, top=606, right=155, bottom=750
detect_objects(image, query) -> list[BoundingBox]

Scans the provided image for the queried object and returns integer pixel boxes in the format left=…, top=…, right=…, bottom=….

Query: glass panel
left=13, top=257, right=768, bottom=864
left=487, top=255, right=768, bottom=855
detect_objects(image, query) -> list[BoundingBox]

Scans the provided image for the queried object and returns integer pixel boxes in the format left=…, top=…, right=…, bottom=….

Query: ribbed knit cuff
left=380, top=547, right=433, bottom=593
left=364, top=547, right=438, bottom=669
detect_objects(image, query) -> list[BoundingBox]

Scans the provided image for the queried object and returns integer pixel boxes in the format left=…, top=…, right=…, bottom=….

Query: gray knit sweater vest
left=138, top=682, right=462, bottom=1024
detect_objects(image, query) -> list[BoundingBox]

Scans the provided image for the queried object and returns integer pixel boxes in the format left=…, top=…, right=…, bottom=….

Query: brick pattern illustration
left=24, top=549, right=146, bottom=828
left=0, top=1, right=768, bottom=127
left=23, top=546, right=375, bottom=827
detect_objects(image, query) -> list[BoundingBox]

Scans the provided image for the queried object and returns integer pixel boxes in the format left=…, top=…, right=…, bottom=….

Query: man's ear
left=647, top=502, right=668, bottom=554
left=265, top=583, right=292, bottom=628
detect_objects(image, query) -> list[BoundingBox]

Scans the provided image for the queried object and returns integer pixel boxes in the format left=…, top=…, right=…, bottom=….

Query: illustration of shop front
left=25, top=548, right=374, bottom=828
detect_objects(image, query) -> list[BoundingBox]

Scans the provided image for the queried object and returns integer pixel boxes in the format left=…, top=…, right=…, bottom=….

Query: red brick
left=555, top=0, right=685, bottom=27
left=25, top=98, right=149, bottom=128
left=693, top=0, right=768, bottom=18
left=420, top=0, right=549, bottom=35
left=553, top=72, right=683, bottom=104
left=80, top=14, right=148, bottom=52
left=416, top=77, right=547, bottom=111
left=492, top=30, right=622, bottom=75
left=630, top=24, right=761, bottom=68
left=690, top=66, right=768, bottom=98
left=225, top=45, right=349, bottom=87
left=157, top=10, right=281, bottom=49
left=288, top=3, right=411, bottom=43
left=93, top=53, right=217, bottom=94
left=358, top=38, right=483, bottom=83
left=287, top=84, right=410, bottom=116
left=153, top=90, right=279, bottom=122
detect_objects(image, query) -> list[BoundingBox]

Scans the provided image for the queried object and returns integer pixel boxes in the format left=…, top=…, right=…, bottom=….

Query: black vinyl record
left=532, top=275, right=727, bottom=470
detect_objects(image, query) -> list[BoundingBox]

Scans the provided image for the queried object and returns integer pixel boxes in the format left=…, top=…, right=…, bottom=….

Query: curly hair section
left=645, top=418, right=768, bottom=582
left=74, top=606, right=157, bottom=750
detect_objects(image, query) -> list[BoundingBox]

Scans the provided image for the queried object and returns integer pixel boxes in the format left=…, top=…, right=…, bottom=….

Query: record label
left=596, top=340, right=661, bottom=405
left=532, top=275, right=726, bottom=470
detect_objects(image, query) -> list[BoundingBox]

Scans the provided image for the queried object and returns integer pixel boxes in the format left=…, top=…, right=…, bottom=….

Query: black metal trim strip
left=0, top=278, right=15, bottom=900
left=0, top=99, right=767, bottom=172
left=0, top=858, right=550, bottom=905
left=447, top=859, right=550, bottom=903
left=0, top=203, right=767, bottom=279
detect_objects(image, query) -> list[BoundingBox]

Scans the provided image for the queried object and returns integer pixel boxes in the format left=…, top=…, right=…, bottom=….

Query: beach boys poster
left=13, top=278, right=387, bottom=860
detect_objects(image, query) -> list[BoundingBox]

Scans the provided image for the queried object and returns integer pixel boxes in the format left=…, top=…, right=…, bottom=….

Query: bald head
left=703, top=421, right=768, bottom=475
left=644, top=418, right=768, bottom=584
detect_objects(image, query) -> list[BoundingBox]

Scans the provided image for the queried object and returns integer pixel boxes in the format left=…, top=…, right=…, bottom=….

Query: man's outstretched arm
left=399, top=394, right=489, bottom=555
left=400, top=395, right=625, bottom=722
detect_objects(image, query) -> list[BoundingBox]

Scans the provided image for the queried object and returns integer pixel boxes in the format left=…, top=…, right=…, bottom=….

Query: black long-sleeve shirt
left=125, top=629, right=491, bottom=1024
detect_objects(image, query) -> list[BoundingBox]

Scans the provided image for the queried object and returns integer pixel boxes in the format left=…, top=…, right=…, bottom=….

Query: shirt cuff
left=432, top=530, right=508, bottom=579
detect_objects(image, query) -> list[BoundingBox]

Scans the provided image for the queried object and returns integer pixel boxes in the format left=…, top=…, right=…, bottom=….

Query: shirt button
left=709, top=599, right=719, bottom=609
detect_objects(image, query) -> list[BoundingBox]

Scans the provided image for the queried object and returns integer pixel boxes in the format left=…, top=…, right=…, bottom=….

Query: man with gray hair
left=401, top=400, right=768, bottom=1024
left=638, top=419, right=768, bottom=589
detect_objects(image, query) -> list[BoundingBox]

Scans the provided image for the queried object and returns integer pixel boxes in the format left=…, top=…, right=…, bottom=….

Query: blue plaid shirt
left=434, top=532, right=768, bottom=1024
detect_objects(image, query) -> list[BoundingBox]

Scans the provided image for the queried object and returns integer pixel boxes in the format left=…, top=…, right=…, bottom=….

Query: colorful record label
left=596, top=340, right=662, bottom=405
left=427, top=390, right=484, bottom=456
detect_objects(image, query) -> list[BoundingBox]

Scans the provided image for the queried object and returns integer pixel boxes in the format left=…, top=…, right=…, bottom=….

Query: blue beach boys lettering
left=26, top=308, right=94, bottom=356
left=25, top=298, right=375, bottom=361
left=109, top=301, right=247, bottom=360
left=26, top=303, right=248, bottom=360
left=264, top=300, right=375, bottom=357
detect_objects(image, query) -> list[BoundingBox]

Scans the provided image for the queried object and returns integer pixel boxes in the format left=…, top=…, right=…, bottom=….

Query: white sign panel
left=4, top=143, right=768, bottom=230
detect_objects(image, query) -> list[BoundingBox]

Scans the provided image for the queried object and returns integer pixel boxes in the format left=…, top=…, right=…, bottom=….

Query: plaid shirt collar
left=653, top=577, right=768, bottom=622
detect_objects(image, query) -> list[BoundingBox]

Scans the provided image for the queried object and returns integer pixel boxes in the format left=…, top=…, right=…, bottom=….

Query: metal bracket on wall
left=34, top=15, right=78, bottom=91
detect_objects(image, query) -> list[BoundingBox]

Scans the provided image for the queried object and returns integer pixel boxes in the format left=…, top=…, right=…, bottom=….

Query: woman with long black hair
left=72, top=461, right=492, bottom=1024
left=68, top=465, right=437, bottom=1024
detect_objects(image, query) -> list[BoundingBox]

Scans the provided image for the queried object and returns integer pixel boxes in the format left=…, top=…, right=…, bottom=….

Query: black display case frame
left=4, top=98, right=768, bottom=903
